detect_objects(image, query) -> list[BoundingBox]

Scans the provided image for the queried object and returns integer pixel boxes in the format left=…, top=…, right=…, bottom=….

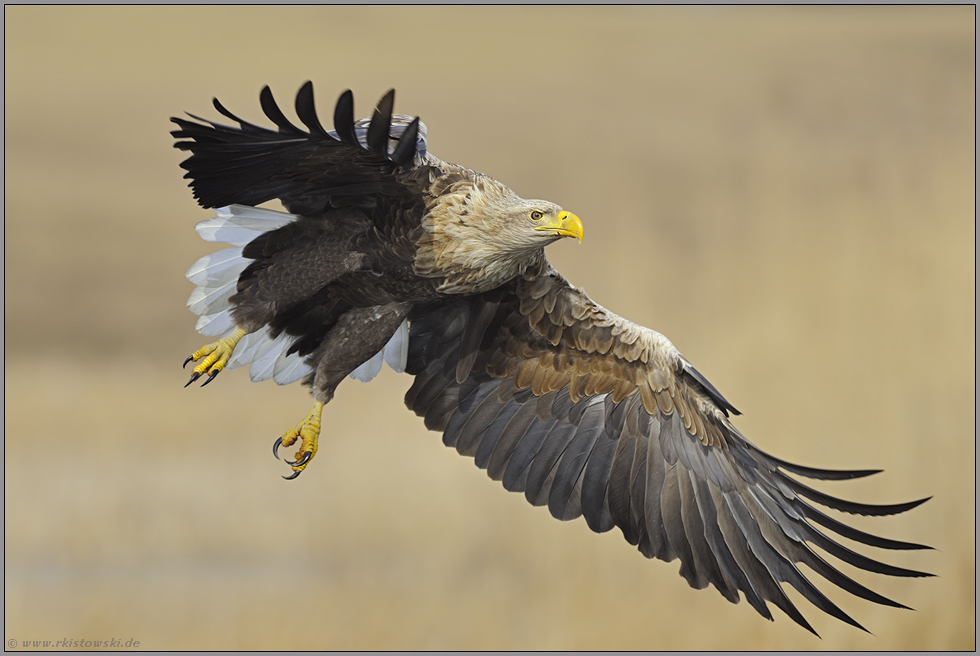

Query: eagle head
left=416, top=179, right=583, bottom=293
left=486, top=197, right=584, bottom=251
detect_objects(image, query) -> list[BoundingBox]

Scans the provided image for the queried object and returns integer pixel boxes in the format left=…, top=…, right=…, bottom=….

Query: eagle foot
left=183, top=327, right=247, bottom=387
left=273, top=401, right=324, bottom=480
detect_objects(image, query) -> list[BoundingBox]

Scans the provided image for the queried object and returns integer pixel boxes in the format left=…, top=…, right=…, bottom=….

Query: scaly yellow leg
left=273, top=401, right=324, bottom=480
left=183, top=327, right=247, bottom=387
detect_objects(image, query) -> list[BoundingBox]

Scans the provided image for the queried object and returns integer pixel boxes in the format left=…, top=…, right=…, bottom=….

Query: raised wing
left=405, top=266, right=931, bottom=635
left=171, top=82, right=429, bottom=213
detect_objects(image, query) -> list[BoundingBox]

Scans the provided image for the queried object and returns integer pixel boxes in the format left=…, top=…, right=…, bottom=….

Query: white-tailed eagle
left=171, top=82, right=930, bottom=635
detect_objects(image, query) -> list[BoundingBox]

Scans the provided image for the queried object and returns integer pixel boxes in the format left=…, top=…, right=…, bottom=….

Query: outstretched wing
left=171, top=81, right=430, bottom=213
left=405, top=266, right=931, bottom=635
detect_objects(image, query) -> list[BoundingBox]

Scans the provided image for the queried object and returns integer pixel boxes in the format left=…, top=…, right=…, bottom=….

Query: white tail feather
left=383, top=319, right=409, bottom=373
left=248, top=332, right=290, bottom=382
left=195, top=205, right=299, bottom=246
left=349, top=319, right=411, bottom=382
left=248, top=331, right=313, bottom=386
left=273, top=348, right=313, bottom=385
left=350, top=350, right=384, bottom=382
left=226, top=328, right=275, bottom=370
left=186, top=246, right=248, bottom=286
left=210, top=325, right=314, bottom=386
left=188, top=205, right=309, bottom=381
left=187, top=280, right=237, bottom=316
left=187, top=207, right=300, bottom=317
left=195, top=309, right=237, bottom=337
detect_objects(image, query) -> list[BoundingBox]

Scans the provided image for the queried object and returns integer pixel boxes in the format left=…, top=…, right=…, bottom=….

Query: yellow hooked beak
left=534, top=211, right=584, bottom=242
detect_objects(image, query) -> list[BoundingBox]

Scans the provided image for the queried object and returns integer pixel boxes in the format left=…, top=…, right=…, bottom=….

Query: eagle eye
left=530, top=211, right=544, bottom=221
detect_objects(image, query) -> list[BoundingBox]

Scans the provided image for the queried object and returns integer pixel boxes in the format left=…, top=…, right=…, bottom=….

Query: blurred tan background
left=4, top=6, right=974, bottom=650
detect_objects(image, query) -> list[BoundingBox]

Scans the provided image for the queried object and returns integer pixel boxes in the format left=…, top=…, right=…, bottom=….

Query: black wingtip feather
left=295, top=81, right=330, bottom=138
left=259, top=86, right=305, bottom=137
left=788, top=477, right=931, bottom=517
left=390, top=116, right=421, bottom=168
left=807, top=526, right=934, bottom=577
left=211, top=96, right=235, bottom=121
left=367, top=89, right=395, bottom=155
left=211, top=96, right=258, bottom=130
left=333, top=90, right=358, bottom=145
left=799, top=544, right=915, bottom=610
left=800, top=498, right=934, bottom=551
left=772, top=455, right=883, bottom=481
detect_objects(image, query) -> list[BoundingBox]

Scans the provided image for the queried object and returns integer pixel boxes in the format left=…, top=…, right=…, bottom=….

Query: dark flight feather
left=294, top=81, right=330, bottom=138
left=331, top=89, right=358, bottom=147
left=366, top=89, right=395, bottom=155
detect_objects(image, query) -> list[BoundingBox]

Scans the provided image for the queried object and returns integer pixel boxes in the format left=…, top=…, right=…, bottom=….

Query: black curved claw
left=273, top=437, right=283, bottom=460
left=200, top=369, right=221, bottom=387
left=294, top=451, right=312, bottom=468
left=184, top=371, right=201, bottom=387
left=282, top=469, right=302, bottom=481
left=183, top=355, right=194, bottom=368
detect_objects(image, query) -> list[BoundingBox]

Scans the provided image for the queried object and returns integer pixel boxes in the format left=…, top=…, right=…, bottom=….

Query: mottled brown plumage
left=172, top=82, right=930, bottom=635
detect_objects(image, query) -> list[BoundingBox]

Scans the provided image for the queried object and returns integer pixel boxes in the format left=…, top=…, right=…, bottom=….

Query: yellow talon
left=278, top=401, right=324, bottom=478
left=184, top=327, right=247, bottom=385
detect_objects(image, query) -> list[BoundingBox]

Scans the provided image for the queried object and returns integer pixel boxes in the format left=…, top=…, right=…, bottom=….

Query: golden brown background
left=4, top=6, right=975, bottom=650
